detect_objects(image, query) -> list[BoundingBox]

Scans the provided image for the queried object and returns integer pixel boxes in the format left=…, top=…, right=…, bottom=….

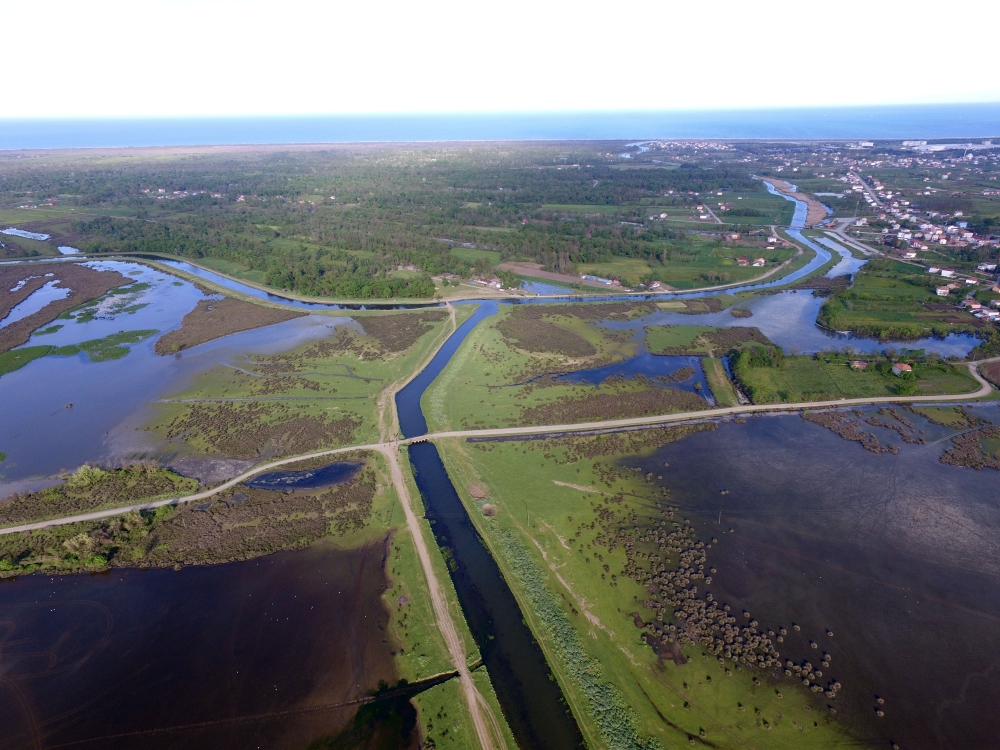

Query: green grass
left=51, top=330, right=159, bottom=362
left=703, top=356, right=739, bottom=406
left=0, top=346, right=54, bottom=377
left=577, top=258, right=656, bottom=286
left=436, top=437, right=852, bottom=749
left=645, top=326, right=715, bottom=353
left=194, top=256, right=269, bottom=284
left=449, top=247, right=502, bottom=264
left=734, top=354, right=979, bottom=404
left=819, top=258, right=975, bottom=338
left=422, top=307, right=641, bottom=432
left=0, top=330, right=159, bottom=378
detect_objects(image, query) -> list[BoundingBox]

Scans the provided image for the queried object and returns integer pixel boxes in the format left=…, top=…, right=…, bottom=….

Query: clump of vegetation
left=516, top=377, right=706, bottom=426
left=0, top=467, right=378, bottom=575
left=941, top=426, right=1000, bottom=471
left=0, top=464, right=198, bottom=527
left=161, top=401, right=362, bottom=459
left=358, top=309, right=449, bottom=353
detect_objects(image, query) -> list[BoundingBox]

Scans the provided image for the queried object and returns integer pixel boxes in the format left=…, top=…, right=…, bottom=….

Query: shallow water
left=554, top=352, right=714, bottom=404
left=0, top=261, right=346, bottom=483
left=245, top=460, right=363, bottom=490
left=0, top=541, right=398, bottom=750
left=602, top=292, right=979, bottom=357
left=0, top=280, right=70, bottom=328
left=636, top=407, right=1000, bottom=749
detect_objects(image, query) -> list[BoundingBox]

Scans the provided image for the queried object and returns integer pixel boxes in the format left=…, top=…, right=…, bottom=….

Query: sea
left=1, top=104, right=999, bottom=149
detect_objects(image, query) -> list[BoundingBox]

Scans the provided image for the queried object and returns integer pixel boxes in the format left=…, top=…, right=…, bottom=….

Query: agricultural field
left=819, top=258, right=980, bottom=339
left=574, top=233, right=797, bottom=289
left=436, top=433, right=852, bottom=749
left=731, top=348, right=979, bottom=404
left=423, top=303, right=716, bottom=431
left=145, top=307, right=466, bottom=460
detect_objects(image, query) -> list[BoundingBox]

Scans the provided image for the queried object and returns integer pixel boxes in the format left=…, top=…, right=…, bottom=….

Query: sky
left=4, top=0, right=999, bottom=119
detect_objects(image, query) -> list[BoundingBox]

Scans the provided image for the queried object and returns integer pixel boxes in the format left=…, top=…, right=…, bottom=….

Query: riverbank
left=761, top=177, right=829, bottom=226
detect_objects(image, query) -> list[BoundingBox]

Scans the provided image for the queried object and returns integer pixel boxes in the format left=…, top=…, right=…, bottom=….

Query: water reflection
left=0, top=542, right=398, bottom=750
left=638, top=407, right=1000, bottom=749
left=602, top=292, right=978, bottom=357
left=0, top=261, right=346, bottom=482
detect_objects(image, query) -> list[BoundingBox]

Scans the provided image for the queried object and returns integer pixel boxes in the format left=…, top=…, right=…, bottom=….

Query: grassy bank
left=435, top=435, right=853, bottom=748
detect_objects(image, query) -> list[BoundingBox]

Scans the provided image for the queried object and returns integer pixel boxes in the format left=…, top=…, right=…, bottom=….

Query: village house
left=850, top=360, right=869, bottom=370
left=891, top=362, right=913, bottom=376
left=752, top=257, right=766, bottom=267
left=936, top=286, right=950, bottom=296
left=737, top=257, right=749, bottom=266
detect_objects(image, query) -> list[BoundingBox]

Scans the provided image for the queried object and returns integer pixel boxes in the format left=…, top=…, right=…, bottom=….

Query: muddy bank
left=762, top=177, right=829, bottom=226
left=155, top=296, right=305, bottom=354
left=0, top=262, right=132, bottom=353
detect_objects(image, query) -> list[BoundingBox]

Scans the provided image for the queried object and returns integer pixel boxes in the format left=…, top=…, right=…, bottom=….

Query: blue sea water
left=1, top=104, right=998, bottom=149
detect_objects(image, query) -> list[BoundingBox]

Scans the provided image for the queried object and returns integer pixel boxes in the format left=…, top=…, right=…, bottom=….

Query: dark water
left=407, top=442, right=585, bottom=750
left=636, top=408, right=1000, bottom=749
left=2, top=104, right=999, bottom=149
left=396, top=300, right=584, bottom=748
left=0, top=541, right=398, bottom=750
left=396, top=301, right=499, bottom=437
left=245, top=460, right=363, bottom=490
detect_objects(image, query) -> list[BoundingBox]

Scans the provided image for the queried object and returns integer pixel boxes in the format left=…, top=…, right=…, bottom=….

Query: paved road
left=850, top=172, right=883, bottom=209
left=3, top=358, right=995, bottom=537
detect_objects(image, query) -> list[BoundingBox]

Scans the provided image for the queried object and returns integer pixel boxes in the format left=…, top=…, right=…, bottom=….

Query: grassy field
left=449, top=247, right=503, bottom=264
left=733, top=351, right=980, bottom=404
left=703, top=356, right=740, bottom=406
left=435, top=435, right=852, bottom=749
left=574, top=234, right=797, bottom=289
left=421, top=303, right=718, bottom=431
left=819, top=258, right=977, bottom=338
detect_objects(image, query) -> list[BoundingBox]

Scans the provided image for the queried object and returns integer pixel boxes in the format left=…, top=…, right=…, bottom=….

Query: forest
left=0, top=144, right=769, bottom=298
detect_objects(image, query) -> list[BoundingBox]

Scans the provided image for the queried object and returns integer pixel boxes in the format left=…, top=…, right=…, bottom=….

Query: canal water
left=396, top=303, right=586, bottom=749
left=0, top=541, right=400, bottom=750
left=633, top=407, right=1000, bottom=749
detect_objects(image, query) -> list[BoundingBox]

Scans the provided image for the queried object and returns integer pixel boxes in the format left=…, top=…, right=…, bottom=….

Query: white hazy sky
left=4, top=0, right=998, bottom=118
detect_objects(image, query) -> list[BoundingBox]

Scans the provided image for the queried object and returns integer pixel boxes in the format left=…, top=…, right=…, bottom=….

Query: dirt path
left=7, top=358, right=994, bottom=536
left=377, top=444, right=497, bottom=750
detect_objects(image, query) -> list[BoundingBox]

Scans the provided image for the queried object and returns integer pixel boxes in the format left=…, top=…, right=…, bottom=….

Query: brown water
left=637, top=407, right=1000, bottom=749
left=0, top=540, right=399, bottom=750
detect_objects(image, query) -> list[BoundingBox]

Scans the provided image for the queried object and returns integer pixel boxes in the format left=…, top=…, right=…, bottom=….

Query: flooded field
left=635, top=407, right=1000, bottom=749
left=0, top=541, right=401, bottom=750
left=0, top=260, right=345, bottom=485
